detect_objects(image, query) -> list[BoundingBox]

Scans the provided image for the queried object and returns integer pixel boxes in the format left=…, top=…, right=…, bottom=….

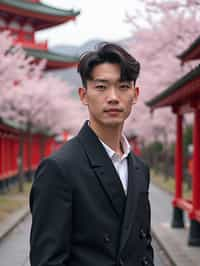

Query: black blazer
left=30, top=121, right=154, bottom=266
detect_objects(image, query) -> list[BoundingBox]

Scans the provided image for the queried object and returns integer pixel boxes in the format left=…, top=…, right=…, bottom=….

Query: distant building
left=0, top=0, right=80, bottom=70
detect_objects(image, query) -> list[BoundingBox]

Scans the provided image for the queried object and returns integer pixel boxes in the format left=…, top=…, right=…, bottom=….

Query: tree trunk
left=18, top=132, right=25, bottom=193
left=27, top=126, right=33, bottom=182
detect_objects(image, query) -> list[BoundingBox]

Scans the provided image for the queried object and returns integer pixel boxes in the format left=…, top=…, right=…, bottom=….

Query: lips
left=105, top=109, right=122, bottom=112
left=104, top=109, right=123, bottom=116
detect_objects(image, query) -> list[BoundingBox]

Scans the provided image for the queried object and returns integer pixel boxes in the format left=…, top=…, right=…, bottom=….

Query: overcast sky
left=36, top=0, right=143, bottom=47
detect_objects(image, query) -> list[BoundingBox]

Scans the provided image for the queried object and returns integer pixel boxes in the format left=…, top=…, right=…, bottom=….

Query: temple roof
left=0, top=0, right=79, bottom=16
left=0, top=0, right=80, bottom=30
left=0, top=116, right=54, bottom=135
left=177, top=36, right=200, bottom=63
left=24, top=47, right=79, bottom=69
left=146, top=65, right=200, bottom=109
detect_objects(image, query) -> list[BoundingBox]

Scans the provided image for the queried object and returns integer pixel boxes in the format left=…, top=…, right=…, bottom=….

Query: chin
left=103, top=118, right=124, bottom=128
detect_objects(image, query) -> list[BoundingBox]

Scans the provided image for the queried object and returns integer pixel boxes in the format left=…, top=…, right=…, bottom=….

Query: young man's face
left=79, top=63, right=139, bottom=128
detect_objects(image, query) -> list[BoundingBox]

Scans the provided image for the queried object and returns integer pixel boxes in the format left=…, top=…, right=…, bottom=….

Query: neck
left=88, top=120, right=124, bottom=156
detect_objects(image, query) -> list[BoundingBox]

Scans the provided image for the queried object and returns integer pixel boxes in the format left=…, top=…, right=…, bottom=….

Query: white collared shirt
left=99, top=135, right=131, bottom=195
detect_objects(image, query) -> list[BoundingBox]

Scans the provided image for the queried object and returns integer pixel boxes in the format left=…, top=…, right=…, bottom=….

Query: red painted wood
left=7, top=136, right=11, bottom=176
left=5, top=136, right=8, bottom=178
left=175, top=198, right=193, bottom=213
left=0, top=136, right=2, bottom=179
left=37, top=60, right=77, bottom=70
left=32, top=135, right=40, bottom=167
left=13, top=137, right=18, bottom=174
left=174, top=114, right=183, bottom=201
left=13, top=39, right=48, bottom=50
left=0, top=122, right=57, bottom=182
left=151, top=77, right=200, bottom=109
left=181, top=46, right=200, bottom=63
left=23, top=138, right=28, bottom=172
left=45, top=137, right=53, bottom=157
left=0, top=135, right=6, bottom=180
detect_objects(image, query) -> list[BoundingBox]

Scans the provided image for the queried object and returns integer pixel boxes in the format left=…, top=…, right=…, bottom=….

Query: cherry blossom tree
left=0, top=31, right=37, bottom=191
left=124, top=0, right=200, bottom=143
left=0, top=31, right=86, bottom=190
left=1, top=69, right=85, bottom=187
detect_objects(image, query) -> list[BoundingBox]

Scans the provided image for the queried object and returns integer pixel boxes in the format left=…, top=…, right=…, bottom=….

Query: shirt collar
left=87, top=120, right=131, bottom=160
left=99, top=134, right=131, bottom=161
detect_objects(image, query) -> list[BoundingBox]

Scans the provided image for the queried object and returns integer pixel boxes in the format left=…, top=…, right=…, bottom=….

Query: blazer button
left=146, top=237, right=151, bottom=247
left=141, top=256, right=149, bottom=266
left=139, top=228, right=147, bottom=239
left=104, top=234, right=111, bottom=243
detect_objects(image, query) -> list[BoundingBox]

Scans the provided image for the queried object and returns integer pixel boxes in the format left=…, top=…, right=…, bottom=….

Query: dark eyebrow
left=93, top=79, right=109, bottom=83
left=91, top=79, right=132, bottom=84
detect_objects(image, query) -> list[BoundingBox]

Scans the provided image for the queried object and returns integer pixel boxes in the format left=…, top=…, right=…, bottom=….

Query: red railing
left=0, top=124, right=59, bottom=181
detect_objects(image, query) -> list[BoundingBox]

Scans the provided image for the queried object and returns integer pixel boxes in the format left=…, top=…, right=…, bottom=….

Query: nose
left=107, top=87, right=119, bottom=103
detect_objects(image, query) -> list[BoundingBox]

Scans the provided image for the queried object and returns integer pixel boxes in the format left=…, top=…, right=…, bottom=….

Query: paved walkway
left=150, top=183, right=200, bottom=266
left=0, top=215, right=31, bottom=266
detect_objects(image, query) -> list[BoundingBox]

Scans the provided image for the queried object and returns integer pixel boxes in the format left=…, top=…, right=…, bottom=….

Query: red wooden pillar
left=1, top=134, right=5, bottom=179
left=36, top=135, right=40, bottom=165
left=13, top=137, right=18, bottom=175
left=188, top=108, right=200, bottom=246
left=7, top=135, right=11, bottom=177
left=12, top=137, right=16, bottom=175
left=10, top=135, right=14, bottom=176
left=172, top=113, right=184, bottom=228
left=175, top=114, right=183, bottom=199
left=0, top=133, right=2, bottom=180
left=32, top=134, right=40, bottom=169
left=32, top=135, right=35, bottom=168
left=0, top=133, right=6, bottom=190
left=23, top=137, right=28, bottom=172
left=10, top=136, right=15, bottom=176
left=45, top=137, right=55, bottom=157
left=4, top=134, right=8, bottom=179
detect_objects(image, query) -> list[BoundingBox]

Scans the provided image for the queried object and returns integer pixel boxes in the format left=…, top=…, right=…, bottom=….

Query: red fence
left=0, top=123, right=58, bottom=181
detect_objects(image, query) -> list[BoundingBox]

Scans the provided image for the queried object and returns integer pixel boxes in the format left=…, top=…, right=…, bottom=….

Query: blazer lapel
left=93, top=164, right=126, bottom=217
left=119, top=152, right=144, bottom=253
left=77, top=121, right=126, bottom=217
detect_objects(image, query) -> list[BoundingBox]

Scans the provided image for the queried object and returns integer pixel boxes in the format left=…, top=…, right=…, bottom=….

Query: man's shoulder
left=48, top=136, right=84, bottom=169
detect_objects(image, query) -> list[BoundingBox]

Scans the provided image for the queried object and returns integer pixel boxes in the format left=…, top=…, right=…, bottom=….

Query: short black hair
left=77, top=42, right=140, bottom=88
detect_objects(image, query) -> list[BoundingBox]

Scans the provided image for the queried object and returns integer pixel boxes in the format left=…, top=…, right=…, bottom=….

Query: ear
left=78, top=87, right=88, bottom=105
left=132, top=87, right=139, bottom=105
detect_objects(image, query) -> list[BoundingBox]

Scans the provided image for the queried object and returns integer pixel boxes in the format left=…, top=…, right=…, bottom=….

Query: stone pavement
left=0, top=214, right=31, bottom=266
left=150, top=183, right=200, bottom=266
left=0, top=206, right=29, bottom=241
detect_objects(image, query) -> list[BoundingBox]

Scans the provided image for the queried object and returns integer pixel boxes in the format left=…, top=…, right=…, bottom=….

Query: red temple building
left=146, top=36, right=200, bottom=246
left=0, top=0, right=80, bottom=187
left=177, top=36, right=200, bottom=63
left=0, top=0, right=80, bottom=69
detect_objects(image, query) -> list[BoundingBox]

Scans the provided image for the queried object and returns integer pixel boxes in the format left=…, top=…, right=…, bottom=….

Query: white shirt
left=99, top=135, right=131, bottom=195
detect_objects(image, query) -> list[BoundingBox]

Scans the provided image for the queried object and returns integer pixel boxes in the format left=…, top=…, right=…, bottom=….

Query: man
left=29, top=43, right=154, bottom=266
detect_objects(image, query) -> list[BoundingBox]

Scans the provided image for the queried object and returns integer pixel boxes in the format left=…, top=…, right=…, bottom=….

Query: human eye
left=95, top=84, right=107, bottom=90
left=119, top=83, right=131, bottom=90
